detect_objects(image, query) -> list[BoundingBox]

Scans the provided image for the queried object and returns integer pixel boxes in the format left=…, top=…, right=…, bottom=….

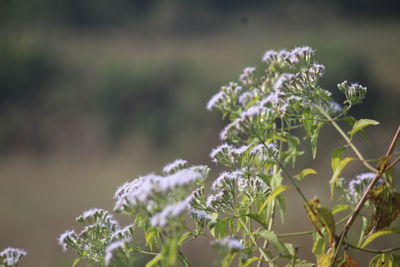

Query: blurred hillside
left=0, top=1, right=399, bottom=266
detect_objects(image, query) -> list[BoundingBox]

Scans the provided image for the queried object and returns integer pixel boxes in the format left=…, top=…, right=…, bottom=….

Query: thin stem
left=278, top=231, right=313, bottom=238
left=316, top=106, right=378, bottom=173
left=332, top=125, right=400, bottom=265
left=239, top=218, right=271, bottom=264
left=277, top=215, right=349, bottom=238
left=136, top=249, right=158, bottom=256
left=385, top=126, right=400, bottom=157
left=257, top=135, right=310, bottom=208
left=345, top=242, right=400, bottom=254
left=387, top=155, right=400, bottom=170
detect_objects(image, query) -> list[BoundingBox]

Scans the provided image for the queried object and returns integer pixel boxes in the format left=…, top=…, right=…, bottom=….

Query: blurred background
left=0, top=0, right=399, bottom=266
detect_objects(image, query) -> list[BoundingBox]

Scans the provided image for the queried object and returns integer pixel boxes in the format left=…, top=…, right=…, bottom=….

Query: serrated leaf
left=330, top=157, right=355, bottom=198
left=259, top=230, right=291, bottom=257
left=362, top=227, right=400, bottom=248
left=316, top=253, right=334, bottom=267
left=295, top=168, right=317, bottom=182
left=258, top=185, right=290, bottom=214
left=246, top=213, right=269, bottom=230
left=348, top=119, right=379, bottom=136
left=331, top=204, right=349, bottom=214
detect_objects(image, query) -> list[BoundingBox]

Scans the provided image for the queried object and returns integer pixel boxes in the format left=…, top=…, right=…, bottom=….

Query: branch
left=316, top=106, right=378, bottom=173
left=332, top=125, right=400, bottom=265
left=345, top=242, right=400, bottom=254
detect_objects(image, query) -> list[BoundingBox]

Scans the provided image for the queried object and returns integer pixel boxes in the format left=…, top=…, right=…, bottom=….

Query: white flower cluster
left=0, top=247, right=27, bottom=267
left=58, top=208, right=135, bottom=263
left=262, top=46, right=314, bottom=67
left=114, top=162, right=208, bottom=214
left=110, top=224, right=134, bottom=241
left=338, top=172, right=381, bottom=205
left=348, top=172, right=378, bottom=202
left=210, top=142, right=277, bottom=168
left=190, top=208, right=212, bottom=227
left=113, top=160, right=209, bottom=230
left=338, top=80, right=367, bottom=105
left=104, top=238, right=131, bottom=266
left=212, top=237, right=244, bottom=252
left=162, top=158, right=188, bottom=174
left=76, top=208, right=119, bottom=228
left=239, top=66, right=256, bottom=85
left=206, top=82, right=242, bottom=111
left=207, top=167, right=270, bottom=212
left=208, top=46, right=345, bottom=144
left=211, top=170, right=244, bottom=191
left=150, top=199, right=189, bottom=227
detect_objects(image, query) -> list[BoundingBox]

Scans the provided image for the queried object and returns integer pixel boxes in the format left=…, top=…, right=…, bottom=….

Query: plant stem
left=239, top=218, right=271, bottom=264
left=257, top=135, right=310, bottom=209
left=316, top=105, right=377, bottom=173
left=345, top=242, right=400, bottom=254
left=331, top=125, right=400, bottom=265
left=278, top=231, right=313, bottom=238
left=277, top=215, right=350, bottom=238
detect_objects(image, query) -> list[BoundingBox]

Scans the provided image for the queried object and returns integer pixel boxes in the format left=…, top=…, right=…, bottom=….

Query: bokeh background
left=1, top=0, right=399, bottom=266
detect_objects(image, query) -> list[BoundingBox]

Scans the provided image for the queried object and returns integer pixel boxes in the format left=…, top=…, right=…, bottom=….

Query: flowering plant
left=2, top=46, right=399, bottom=267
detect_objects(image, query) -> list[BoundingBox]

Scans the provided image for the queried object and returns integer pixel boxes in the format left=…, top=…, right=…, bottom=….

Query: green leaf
left=212, top=218, right=231, bottom=238
left=164, top=238, right=178, bottom=266
left=316, top=253, right=334, bottom=267
left=348, top=119, right=379, bottom=136
left=341, top=116, right=357, bottom=126
left=304, top=198, right=323, bottom=236
left=331, top=146, right=345, bottom=171
left=331, top=204, right=349, bottom=214
left=362, top=227, right=400, bottom=248
left=312, top=230, right=326, bottom=255
left=295, top=168, right=317, bottom=182
left=243, top=257, right=260, bottom=267
left=330, top=157, right=355, bottom=198
left=145, top=254, right=161, bottom=267
left=305, top=198, right=336, bottom=247
left=369, top=254, right=399, bottom=267
left=317, top=207, right=336, bottom=246
left=246, top=213, right=269, bottom=230
left=178, top=232, right=192, bottom=246
left=258, top=185, right=290, bottom=214
left=259, top=230, right=291, bottom=257
left=145, top=229, right=157, bottom=250
left=72, top=257, right=82, bottom=267
left=302, top=108, right=323, bottom=159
